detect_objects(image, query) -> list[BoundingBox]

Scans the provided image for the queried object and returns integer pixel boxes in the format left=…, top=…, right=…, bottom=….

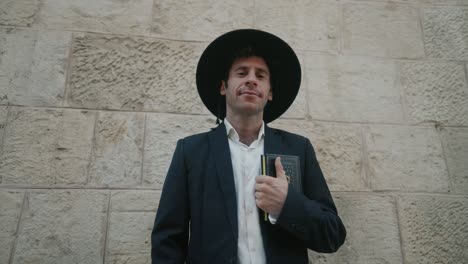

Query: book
left=261, top=154, right=302, bottom=221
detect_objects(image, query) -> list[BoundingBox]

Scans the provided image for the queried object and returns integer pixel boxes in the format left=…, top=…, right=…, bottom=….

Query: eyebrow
left=234, top=66, right=270, bottom=76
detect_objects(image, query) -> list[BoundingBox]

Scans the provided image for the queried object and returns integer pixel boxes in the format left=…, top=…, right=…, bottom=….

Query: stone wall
left=1, top=0, right=467, bottom=263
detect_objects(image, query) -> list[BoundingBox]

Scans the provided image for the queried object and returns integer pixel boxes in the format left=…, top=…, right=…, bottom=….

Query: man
left=151, top=29, right=346, bottom=264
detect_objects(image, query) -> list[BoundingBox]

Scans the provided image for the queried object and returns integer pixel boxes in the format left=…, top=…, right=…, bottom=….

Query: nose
left=245, top=71, right=258, bottom=88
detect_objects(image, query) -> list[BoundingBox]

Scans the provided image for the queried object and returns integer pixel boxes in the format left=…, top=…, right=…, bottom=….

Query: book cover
left=261, top=154, right=302, bottom=221
left=261, top=154, right=302, bottom=194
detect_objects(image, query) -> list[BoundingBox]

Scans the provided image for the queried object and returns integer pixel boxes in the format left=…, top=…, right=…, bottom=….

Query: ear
left=268, top=89, right=272, bottom=101
left=220, top=80, right=226, bottom=95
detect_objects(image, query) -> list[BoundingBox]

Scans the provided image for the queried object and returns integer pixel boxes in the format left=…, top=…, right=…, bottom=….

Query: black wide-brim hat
left=196, top=29, right=301, bottom=123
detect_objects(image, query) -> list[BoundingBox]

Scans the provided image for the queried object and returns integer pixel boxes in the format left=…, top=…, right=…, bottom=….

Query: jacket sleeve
left=151, top=139, right=190, bottom=263
left=276, top=138, right=346, bottom=253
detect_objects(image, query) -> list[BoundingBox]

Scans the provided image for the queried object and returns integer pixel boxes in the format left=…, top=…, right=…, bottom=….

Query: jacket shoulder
left=269, top=126, right=310, bottom=144
left=177, top=126, right=220, bottom=150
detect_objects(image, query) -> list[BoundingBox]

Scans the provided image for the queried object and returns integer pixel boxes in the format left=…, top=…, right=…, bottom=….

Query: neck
left=225, top=114, right=263, bottom=146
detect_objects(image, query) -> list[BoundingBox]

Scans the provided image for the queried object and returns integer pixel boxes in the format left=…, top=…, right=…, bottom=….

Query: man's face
left=220, top=56, right=272, bottom=118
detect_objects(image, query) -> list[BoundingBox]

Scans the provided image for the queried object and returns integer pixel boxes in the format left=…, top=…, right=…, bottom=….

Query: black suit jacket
left=151, top=123, right=346, bottom=264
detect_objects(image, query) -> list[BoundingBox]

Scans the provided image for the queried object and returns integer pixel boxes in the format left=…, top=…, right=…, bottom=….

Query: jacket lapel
left=264, top=125, right=283, bottom=156
left=208, top=123, right=238, bottom=240
left=260, top=124, right=284, bottom=259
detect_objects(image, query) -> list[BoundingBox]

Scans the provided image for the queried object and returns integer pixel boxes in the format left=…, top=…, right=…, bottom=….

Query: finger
left=256, top=175, right=272, bottom=184
left=255, top=191, right=265, bottom=199
left=255, top=183, right=264, bottom=192
left=255, top=183, right=271, bottom=194
left=275, top=157, right=287, bottom=180
left=256, top=199, right=267, bottom=211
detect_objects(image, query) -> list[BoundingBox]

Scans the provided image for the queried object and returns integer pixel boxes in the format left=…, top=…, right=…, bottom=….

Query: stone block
left=106, top=211, right=154, bottom=264
left=305, top=53, right=405, bottom=123
left=364, top=125, right=449, bottom=191
left=440, top=127, right=468, bottom=194
left=106, top=190, right=160, bottom=264
left=0, top=190, right=23, bottom=262
left=88, top=111, right=145, bottom=187
left=0, top=28, right=71, bottom=107
left=0, top=0, right=39, bottom=26
left=309, top=194, right=402, bottom=263
left=343, top=3, right=424, bottom=58
left=401, top=61, right=468, bottom=126
left=270, top=119, right=366, bottom=191
left=111, top=190, right=161, bottom=212
left=152, top=0, right=254, bottom=41
left=67, top=33, right=207, bottom=114
left=11, top=190, right=108, bottom=264
left=107, top=254, right=150, bottom=264
left=143, top=113, right=214, bottom=188
left=423, top=7, right=468, bottom=60
left=255, top=0, right=340, bottom=52
left=0, top=107, right=95, bottom=185
left=33, top=0, right=153, bottom=35
left=398, top=195, right=468, bottom=263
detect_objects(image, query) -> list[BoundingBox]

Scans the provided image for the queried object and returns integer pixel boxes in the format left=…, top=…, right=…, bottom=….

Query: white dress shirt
left=224, top=119, right=266, bottom=264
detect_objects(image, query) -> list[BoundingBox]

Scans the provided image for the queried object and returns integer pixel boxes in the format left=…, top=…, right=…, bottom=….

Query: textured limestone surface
left=0, top=107, right=95, bottom=185
left=12, top=190, right=108, bottom=264
left=305, top=53, right=404, bottom=123
left=144, top=113, right=214, bottom=188
left=401, top=61, right=468, bottom=126
left=33, top=0, right=153, bottom=35
left=88, top=111, right=145, bottom=187
left=423, top=7, right=468, bottom=60
left=270, top=119, right=366, bottom=191
left=364, top=125, right=449, bottom=191
left=343, top=3, right=424, bottom=58
left=309, top=194, right=402, bottom=263
left=111, top=190, right=161, bottom=212
left=398, top=195, right=468, bottom=263
left=0, top=0, right=39, bottom=26
left=255, top=0, right=339, bottom=52
left=0, top=191, right=23, bottom=261
left=440, top=127, right=468, bottom=194
left=106, top=212, right=154, bottom=264
left=107, top=190, right=160, bottom=264
left=0, top=28, right=71, bottom=107
left=67, top=33, right=207, bottom=114
left=152, top=0, right=254, bottom=41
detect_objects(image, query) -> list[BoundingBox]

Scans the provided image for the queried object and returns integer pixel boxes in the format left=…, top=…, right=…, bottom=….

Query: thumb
left=275, top=157, right=287, bottom=180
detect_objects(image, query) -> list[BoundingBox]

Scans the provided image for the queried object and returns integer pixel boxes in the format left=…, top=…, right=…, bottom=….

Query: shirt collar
left=224, top=118, right=265, bottom=143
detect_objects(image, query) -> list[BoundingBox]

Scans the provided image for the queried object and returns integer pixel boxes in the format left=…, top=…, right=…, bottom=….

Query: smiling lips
left=238, top=90, right=261, bottom=97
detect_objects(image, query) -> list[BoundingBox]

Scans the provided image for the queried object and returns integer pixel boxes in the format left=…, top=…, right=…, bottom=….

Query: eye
left=237, top=71, right=247, bottom=76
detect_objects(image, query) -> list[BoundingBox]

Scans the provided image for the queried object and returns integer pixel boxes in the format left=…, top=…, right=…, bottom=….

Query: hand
left=255, top=157, right=289, bottom=217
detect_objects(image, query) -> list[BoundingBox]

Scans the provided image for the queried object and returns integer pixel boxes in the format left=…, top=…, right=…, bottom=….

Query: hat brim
left=196, top=29, right=301, bottom=123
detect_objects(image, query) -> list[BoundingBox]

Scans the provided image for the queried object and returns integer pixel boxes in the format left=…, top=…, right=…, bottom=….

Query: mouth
left=238, top=90, right=260, bottom=97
